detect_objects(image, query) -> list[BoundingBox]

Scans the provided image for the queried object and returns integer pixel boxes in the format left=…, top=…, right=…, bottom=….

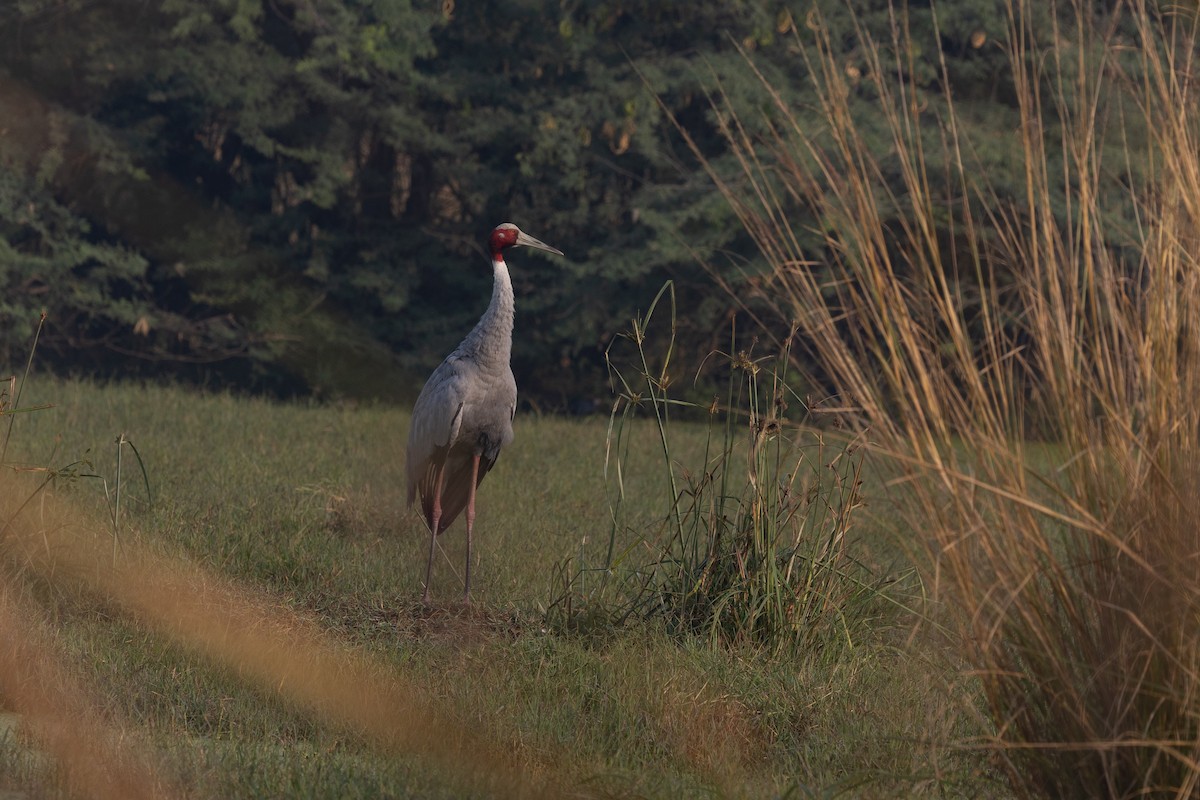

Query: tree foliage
left=0, top=0, right=1161, bottom=402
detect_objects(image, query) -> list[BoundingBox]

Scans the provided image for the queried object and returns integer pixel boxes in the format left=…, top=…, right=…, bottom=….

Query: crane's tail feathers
left=418, top=450, right=495, bottom=535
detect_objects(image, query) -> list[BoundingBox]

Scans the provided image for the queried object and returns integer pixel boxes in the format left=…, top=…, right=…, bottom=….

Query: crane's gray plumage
left=405, top=222, right=562, bottom=603
left=405, top=253, right=516, bottom=532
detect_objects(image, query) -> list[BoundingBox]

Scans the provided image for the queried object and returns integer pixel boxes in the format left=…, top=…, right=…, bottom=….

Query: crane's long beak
left=516, top=231, right=564, bottom=257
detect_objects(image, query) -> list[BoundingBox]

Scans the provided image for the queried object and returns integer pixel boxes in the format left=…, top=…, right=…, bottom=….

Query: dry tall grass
left=691, top=1, right=1200, bottom=796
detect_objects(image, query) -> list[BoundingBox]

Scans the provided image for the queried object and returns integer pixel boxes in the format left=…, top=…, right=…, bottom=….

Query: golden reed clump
left=675, top=0, right=1200, bottom=795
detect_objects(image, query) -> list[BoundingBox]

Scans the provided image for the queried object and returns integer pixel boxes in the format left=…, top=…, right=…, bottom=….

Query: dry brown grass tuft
left=684, top=0, right=1200, bottom=795
left=651, top=668, right=760, bottom=780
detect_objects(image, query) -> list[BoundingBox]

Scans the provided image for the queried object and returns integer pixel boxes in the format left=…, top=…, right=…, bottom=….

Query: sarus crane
left=406, top=223, right=564, bottom=603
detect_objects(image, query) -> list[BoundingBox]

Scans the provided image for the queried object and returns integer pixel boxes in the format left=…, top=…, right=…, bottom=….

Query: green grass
left=0, top=378, right=998, bottom=798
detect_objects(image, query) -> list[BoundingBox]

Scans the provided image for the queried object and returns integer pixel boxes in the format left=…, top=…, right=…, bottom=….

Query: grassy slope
left=1, top=379, right=997, bottom=798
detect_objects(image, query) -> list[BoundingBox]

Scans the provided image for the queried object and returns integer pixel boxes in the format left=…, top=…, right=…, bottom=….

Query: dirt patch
left=304, top=594, right=528, bottom=650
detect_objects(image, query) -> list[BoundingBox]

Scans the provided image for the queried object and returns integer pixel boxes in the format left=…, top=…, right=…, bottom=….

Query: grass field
left=0, top=378, right=998, bottom=799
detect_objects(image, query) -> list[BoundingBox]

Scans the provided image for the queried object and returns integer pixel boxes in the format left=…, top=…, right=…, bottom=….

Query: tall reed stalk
left=688, top=0, right=1200, bottom=795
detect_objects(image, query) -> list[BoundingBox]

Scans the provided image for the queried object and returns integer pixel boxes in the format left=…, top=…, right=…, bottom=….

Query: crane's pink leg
left=463, top=453, right=481, bottom=604
left=423, top=465, right=445, bottom=604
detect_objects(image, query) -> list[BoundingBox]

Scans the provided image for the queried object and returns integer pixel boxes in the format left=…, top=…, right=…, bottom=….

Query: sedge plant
left=548, top=281, right=881, bottom=656
left=1, top=313, right=151, bottom=564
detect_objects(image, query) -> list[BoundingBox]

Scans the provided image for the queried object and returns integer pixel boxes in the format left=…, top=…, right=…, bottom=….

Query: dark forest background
left=0, top=1, right=1143, bottom=408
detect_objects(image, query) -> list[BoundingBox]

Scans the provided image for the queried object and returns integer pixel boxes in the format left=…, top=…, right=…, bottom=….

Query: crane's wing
left=405, top=357, right=469, bottom=509
left=427, top=369, right=514, bottom=532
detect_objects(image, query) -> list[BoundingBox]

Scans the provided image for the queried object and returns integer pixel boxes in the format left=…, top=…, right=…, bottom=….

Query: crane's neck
left=460, top=255, right=514, bottom=369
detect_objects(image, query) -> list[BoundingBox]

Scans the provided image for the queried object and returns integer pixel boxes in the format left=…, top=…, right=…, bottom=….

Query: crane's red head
left=488, top=222, right=564, bottom=260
